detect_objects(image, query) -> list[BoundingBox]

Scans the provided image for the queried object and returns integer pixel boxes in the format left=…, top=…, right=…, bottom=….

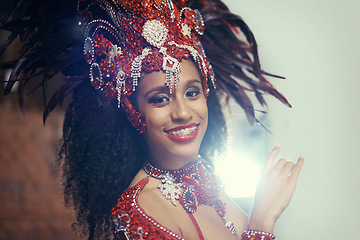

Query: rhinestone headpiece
left=80, top=0, right=215, bottom=109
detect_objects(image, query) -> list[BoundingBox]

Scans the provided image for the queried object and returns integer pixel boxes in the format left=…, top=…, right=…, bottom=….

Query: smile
left=166, top=125, right=198, bottom=136
left=164, top=124, right=199, bottom=143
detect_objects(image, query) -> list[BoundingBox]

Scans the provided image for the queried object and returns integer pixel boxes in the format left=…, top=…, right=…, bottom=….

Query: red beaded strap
left=241, top=230, right=276, bottom=240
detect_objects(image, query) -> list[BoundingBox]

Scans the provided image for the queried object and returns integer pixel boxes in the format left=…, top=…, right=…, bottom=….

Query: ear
left=122, top=97, right=146, bottom=133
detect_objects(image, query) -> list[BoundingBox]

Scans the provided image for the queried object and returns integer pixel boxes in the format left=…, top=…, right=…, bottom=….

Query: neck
left=147, top=150, right=199, bottom=171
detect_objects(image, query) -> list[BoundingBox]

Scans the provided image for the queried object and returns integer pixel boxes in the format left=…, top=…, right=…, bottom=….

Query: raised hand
left=248, top=145, right=304, bottom=233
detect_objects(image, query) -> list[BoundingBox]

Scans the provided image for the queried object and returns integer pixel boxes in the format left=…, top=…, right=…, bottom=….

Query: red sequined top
left=111, top=159, right=236, bottom=240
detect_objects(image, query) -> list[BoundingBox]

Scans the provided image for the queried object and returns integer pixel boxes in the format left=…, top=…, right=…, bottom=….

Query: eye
left=148, top=94, right=170, bottom=104
left=185, top=86, right=200, bottom=98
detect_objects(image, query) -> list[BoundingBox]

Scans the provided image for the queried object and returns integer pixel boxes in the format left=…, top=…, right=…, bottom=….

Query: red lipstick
left=164, top=123, right=199, bottom=143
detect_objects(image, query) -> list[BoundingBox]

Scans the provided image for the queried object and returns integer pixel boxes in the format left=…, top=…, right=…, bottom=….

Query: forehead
left=139, top=59, right=201, bottom=91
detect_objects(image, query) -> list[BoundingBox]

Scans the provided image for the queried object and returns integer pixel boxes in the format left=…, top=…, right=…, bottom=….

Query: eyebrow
left=144, top=79, right=202, bottom=98
left=186, top=79, right=202, bottom=86
left=144, top=86, right=169, bottom=98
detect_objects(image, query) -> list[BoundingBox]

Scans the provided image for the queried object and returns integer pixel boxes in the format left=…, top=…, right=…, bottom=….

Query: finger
left=289, top=156, right=304, bottom=181
left=263, top=145, right=281, bottom=173
left=280, top=160, right=295, bottom=176
left=271, top=158, right=288, bottom=173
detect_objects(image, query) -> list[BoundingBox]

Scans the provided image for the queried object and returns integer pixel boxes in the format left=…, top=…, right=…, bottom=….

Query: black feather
left=1, top=0, right=290, bottom=124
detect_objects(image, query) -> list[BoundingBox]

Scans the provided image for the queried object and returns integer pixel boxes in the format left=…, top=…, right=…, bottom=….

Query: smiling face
left=135, top=60, right=208, bottom=170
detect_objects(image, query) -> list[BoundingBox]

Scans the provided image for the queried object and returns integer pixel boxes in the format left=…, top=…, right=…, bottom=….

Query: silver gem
left=142, top=19, right=168, bottom=48
left=116, top=70, right=126, bottom=107
left=84, top=37, right=94, bottom=64
left=158, top=173, right=182, bottom=206
left=181, top=23, right=191, bottom=37
left=109, top=44, right=122, bottom=61
left=90, top=63, right=103, bottom=89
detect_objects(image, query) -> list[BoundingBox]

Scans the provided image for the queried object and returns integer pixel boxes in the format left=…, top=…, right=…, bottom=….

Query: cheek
left=198, top=99, right=208, bottom=126
left=143, top=108, right=167, bottom=131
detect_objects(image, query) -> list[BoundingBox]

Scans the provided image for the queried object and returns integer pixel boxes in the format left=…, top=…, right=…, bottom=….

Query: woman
left=1, top=0, right=303, bottom=239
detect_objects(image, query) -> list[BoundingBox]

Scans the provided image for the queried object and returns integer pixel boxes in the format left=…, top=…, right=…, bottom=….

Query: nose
left=170, top=96, right=192, bottom=123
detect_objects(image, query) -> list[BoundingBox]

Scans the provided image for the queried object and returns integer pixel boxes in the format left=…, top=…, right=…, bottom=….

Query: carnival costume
left=1, top=0, right=288, bottom=239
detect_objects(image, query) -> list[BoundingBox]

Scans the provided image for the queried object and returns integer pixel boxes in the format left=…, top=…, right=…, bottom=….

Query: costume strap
left=188, top=213, right=205, bottom=240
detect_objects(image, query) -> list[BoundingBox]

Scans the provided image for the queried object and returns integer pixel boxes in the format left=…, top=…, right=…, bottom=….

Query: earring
left=122, top=97, right=146, bottom=133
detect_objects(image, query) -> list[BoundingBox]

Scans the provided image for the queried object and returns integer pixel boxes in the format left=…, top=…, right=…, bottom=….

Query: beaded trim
left=241, top=230, right=276, bottom=240
left=143, top=159, right=238, bottom=236
left=113, top=179, right=184, bottom=240
left=143, top=159, right=203, bottom=183
left=132, top=186, right=184, bottom=239
left=113, top=160, right=238, bottom=238
left=78, top=0, right=215, bottom=109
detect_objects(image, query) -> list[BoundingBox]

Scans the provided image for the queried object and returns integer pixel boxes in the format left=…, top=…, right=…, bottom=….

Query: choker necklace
left=143, top=159, right=224, bottom=215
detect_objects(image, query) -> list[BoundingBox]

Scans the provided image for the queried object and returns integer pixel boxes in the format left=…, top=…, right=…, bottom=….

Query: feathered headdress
left=0, top=0, right=291, bottom=126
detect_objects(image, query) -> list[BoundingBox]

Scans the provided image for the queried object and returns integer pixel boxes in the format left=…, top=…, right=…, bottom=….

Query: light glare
left=215, top=152, right=262, bottom=198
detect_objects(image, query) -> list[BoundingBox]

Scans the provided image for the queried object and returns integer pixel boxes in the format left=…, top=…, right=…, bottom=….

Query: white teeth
left=167, top=126, right=197, bottom=136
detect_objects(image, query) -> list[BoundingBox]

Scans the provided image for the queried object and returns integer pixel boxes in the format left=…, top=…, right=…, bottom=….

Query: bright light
left=215, top=151, right=262, bottom=198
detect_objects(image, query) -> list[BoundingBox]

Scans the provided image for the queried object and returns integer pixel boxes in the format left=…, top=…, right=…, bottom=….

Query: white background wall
left=222, top=0, right=360, bottom=239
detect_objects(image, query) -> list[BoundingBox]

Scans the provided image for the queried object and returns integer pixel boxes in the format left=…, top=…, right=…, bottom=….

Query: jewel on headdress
left=159, top=47, right=180, bottom=94
left=194, top=9, right=205, bottom=36
left=131, top=47, right=151, bottom=91
left=153, top=0, right=163, bottom=10
left=84, top=37, right=94, bottom=64
left=142, top=19, right=169, bottom=48
left=109, top=44, right=122, bottom=61
left=165, top=0, right=176, bottom=19
left=181, top=23, right=191, bottom=38
left=81, top=0, right=214, bottom=115
left=90, top=62, right=103, bottom=89
left=116, top=69, right=126, bottom=107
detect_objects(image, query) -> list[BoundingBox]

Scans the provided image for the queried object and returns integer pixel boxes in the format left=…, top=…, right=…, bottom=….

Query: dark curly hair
left=0, top=0, right=289, bottom=239
left=59, top=77, right=227, bottom=239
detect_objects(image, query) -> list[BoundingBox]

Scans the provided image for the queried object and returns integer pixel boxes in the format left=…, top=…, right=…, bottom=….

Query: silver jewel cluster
left=158, top=173, right=182, bottom=206
left=116, top=70, right=126, bottom=108
left=141, top=19, right=181, bottom=94
left=84, top=18, right=127, bottom=107
left=83, top=1, right=216, bottom=110
left=168, top=41, right=215, bottom=90
left=144, top=160, right=202, bottom=206
left=142, top=19, right=169, bottom=48
left=131, top=47, right=151, bottom=91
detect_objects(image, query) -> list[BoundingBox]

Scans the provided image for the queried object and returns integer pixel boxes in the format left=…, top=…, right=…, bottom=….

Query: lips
left=164, top=123, right=199, bottom=143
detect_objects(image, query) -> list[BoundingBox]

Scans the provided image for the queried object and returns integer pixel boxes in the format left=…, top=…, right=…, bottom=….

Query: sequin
left=112, top=160, right=236, bottom=239
left=80, top=0, right=215, bottom=109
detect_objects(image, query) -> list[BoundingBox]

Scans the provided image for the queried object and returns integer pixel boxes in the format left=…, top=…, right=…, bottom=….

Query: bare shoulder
left=128, top=169, right=148, bottom=188
left=219, top=189, right=249, bottom=233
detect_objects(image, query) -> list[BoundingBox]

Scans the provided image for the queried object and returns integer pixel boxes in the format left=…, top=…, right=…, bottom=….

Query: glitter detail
left=241, top=230, right=276, bottom=240
left=112, top=160, right=238, bottom=239
left=142, top=19, right=169, bottom=48
left=143, top=160, right=227, bottom=218
left=158, top=173, right=182, bottom=206
left=112, top=178, right=184, bottom=240
left=80, top=0, right=214, bottom=109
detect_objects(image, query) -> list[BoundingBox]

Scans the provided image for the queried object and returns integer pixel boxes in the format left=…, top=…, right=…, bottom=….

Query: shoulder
left=128, top=169, right=149, bottom=188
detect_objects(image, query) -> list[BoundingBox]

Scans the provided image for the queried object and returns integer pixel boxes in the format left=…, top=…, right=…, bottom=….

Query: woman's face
left=136, top=59, right=208, bottom=169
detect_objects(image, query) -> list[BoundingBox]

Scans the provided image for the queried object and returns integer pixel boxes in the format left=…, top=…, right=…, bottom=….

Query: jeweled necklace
left=143, top=159, right=238, bottom=236
left=143, top=159, right=224, bottom=214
